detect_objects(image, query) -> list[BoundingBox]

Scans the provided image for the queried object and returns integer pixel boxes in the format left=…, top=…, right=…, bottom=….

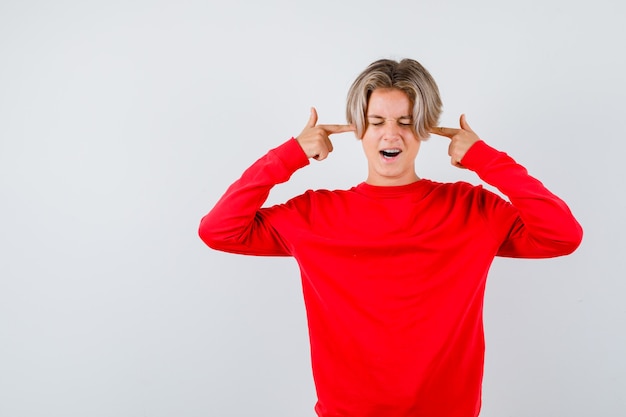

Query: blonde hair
left=346, top=58, right=442, bottom=139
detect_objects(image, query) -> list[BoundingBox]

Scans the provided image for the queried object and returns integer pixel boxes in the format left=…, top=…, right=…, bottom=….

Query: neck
left=365, top=173, right=420, bottom=187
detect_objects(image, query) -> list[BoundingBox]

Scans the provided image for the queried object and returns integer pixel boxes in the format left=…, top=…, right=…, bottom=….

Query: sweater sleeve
left=461, top=140, right=583, bottom=258
left=198, top=138, right=310, bottom=256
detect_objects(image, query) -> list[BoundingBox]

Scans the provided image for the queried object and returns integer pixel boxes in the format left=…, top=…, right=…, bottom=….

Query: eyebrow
left=367, top=115, right=413, bottom=120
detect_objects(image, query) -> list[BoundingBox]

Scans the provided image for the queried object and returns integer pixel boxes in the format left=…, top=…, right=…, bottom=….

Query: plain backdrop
left=1, top=0, right=625, bottom=416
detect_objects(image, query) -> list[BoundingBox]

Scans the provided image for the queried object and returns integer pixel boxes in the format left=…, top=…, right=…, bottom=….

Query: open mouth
left=380, top=149, right=401, bottom=159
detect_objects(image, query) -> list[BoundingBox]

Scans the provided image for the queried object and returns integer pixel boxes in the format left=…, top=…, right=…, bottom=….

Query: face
left=361, top=88, right=421, bottom=186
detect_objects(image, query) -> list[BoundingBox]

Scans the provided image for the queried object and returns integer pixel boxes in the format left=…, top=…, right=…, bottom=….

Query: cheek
left=360, top=139, right=373, bottom=156
left=362, top=142, right=381, bottom=161
left=360, top=126, right=372, bottom=141
left=360, top=134, right=376, bottom=151
left=412, top=140, right=422, bottom=156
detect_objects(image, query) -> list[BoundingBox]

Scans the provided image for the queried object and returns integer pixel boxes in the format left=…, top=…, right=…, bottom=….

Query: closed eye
left=368, top=117, right=384, bottom=126
left=367, top=116, right=413, bottom=127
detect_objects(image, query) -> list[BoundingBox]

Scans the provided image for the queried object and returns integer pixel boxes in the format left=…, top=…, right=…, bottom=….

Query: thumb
left=307, top=107, right=318, bottom=127
left=460, top=114, right=474, bottom=133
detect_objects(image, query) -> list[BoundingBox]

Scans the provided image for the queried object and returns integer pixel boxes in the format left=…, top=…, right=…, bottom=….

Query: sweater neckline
left=353, top=179, right=433, bottom=198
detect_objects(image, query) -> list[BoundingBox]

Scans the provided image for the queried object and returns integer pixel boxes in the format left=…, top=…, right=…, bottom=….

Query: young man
left=198, top=58, right=582, bottom=417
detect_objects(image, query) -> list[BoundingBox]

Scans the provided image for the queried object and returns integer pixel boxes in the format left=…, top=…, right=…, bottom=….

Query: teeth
left=381, top=149, right=401, bottom=157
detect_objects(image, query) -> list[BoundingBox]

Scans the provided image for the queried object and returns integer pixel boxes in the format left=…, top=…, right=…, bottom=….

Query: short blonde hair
left=346, top=58, right=442, bottom=139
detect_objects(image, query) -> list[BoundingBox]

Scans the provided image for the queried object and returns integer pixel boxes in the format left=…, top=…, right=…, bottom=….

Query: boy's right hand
left=296, top=107, right=355, bottom=161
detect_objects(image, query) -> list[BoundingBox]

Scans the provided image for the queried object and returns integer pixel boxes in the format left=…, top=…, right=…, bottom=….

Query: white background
left=1, top=0, right=624, bottom=416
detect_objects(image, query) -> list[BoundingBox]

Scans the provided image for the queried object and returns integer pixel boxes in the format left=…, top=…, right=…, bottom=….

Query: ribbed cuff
left=460, top=140, right=502, bottom=171
left=269, top=138, right=311, bottom=173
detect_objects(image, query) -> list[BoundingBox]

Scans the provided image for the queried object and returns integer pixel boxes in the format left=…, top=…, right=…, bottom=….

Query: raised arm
left=198, top=109, right=354, bottom=256
left=431, top=115, right=583, bottom=258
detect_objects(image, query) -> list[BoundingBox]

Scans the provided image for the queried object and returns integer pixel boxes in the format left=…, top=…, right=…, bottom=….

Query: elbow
left=198, top=214, right=227, bottom=250
left=560, top=224, right=584, bottom=255
left=518, top=221, right=584, bottom=259
left=550, top=221, right=583, bottom=256
left=198, top=220, right=215, bottom=249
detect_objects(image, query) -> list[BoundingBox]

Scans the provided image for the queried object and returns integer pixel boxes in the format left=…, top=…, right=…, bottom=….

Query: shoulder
left=280, top=187, right=355, bottom=207
left=425, top=179, right=482, bottom=195
left=301, top=187, right=356, bottom=202
left=424, top=179, right=507, bottom=207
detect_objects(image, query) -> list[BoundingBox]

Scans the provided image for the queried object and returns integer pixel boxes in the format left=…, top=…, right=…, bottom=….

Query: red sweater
left=199, top=138, right=582, bottom=417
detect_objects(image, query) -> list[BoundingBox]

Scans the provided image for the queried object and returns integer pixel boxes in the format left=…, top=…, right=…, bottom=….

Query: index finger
left=429, top=126, right=460, bottom=139
left=318, top=124, right=356, bottom=135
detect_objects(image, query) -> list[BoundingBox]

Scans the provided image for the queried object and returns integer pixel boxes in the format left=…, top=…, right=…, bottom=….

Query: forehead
left=367, top=88, right=412, bottom=116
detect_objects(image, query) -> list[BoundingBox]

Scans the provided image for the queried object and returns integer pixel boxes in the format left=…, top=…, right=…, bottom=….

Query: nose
left=382, top=121, right=403, bottom=139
